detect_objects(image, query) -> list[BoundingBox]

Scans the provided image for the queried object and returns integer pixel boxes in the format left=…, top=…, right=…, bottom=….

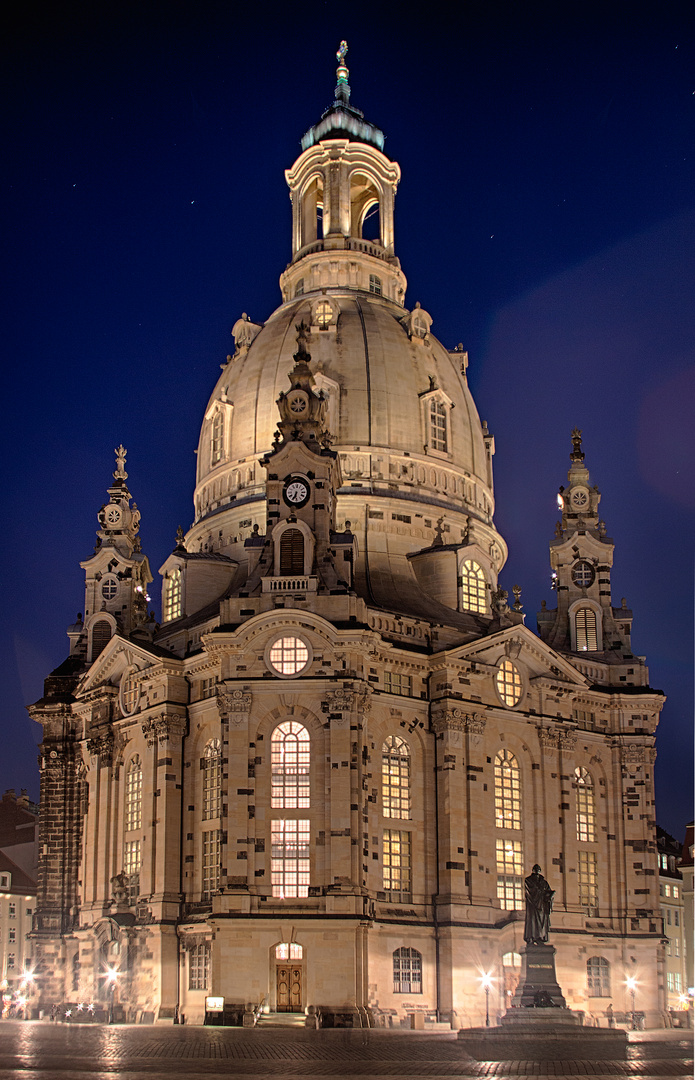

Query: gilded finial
left=335, top=40, right=350, bottom=104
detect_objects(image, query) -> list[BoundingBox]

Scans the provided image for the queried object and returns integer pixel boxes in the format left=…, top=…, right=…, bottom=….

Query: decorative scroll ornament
left=615, top=741, right=655, bottom=765
left=141, top=713, right=187, bottom=747
left=558, top=730, right=577, bottom=752
left=537, top=726, right=559, bottom=751
left=431, top=705, right=486, bottom=736
left=217, top=689, right=252, bottom=726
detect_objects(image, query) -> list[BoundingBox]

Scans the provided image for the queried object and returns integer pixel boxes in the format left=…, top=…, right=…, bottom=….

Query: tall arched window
left=382, top=736, right=410, bottom=819
left=393, top=947, right=422, bottom=993
left=496, top=659, right=522, bottom=707
left=91, top=620, right=112, bottom=660
left=164, top=569, right=182, bottom=621
left=586, top=956, right=610, bottom=997
left=429, top=399, right=448, bottom=453
left=203, top=740, right=222, bottom=820
left=494, top=750, right=521, bottom=829
left=575, top=606, right=598, bottom=651
left=125, top=756, right=142, bottom=832
left=574, top=767, right=596, bottom=842
left=210, top=411, right=224, bottom=465
left=279, top=529, right=305, bottom=574
left=271, top=722, right=310, bottom=809
left=460, top=560, right=487, bottom=613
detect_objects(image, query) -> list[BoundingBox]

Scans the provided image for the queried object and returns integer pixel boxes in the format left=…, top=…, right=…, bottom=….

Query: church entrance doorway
left=274, top=942, right=303, bottom=1012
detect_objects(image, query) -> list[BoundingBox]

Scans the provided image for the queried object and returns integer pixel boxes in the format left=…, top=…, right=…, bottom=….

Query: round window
left=101, top=576, right=118, bottom=601
left=496, top=659, right=522, bottom=708
left=571, top=560, right=595, bottom=588
left=267, top=635, right=311, bottom=678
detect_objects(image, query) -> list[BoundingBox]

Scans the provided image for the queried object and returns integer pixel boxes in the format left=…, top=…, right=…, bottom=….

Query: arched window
left=496, top=659, right=522, bottom=707
left=586, top=956, right=610, bottom=997
left=393, top=947, right=422, bottom=993
left=294, top=278, right=304, bottom=297
left=382, top=736, right=410, bottom=819
left=575, top=606, right=598, bottom=651
left=279, top=529, right=305, bottom=574
left=574, top=767, right=596, bottom=842
left=203, top=740, right=222, bottom=820
left=164, top=569, right=182, bottom=621
left=494, top=750, right=521, bottom=829
left=210, top=410, right=224, bottom=465
left=125, top=756, right=142, bottom=832
left=429, top=399, right=448, bottom=453
left=271, top=722, right=310, bottom=809
left=91, top=620, right=112, bottom=660
left=314, top=299, right=334, bottom=328
left=461, top=559, right=487, bottom=613
left=502, top=951, right=522, bottom=1002
left=189, top=943, right=210, bottom=990
left=275, top=942, right=303, bottom=960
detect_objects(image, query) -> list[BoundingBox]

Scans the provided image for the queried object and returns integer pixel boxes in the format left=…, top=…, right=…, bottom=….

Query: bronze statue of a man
left=524, top=864, right=554, bottom=944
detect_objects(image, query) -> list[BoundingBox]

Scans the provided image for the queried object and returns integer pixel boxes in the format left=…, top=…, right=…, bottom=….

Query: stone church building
left=29, top=47, right=666, bottom=1028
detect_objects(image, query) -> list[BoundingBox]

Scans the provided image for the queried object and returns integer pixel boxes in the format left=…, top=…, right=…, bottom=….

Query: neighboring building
left=28, top=47, right=667, bottom=1027
left=0, top=852, right=37, bottom=1010
left=680, top=823, right=694, bottom=1002
left=657, top=828, right=687, bottom=1017
left=0, top=789, right=39, bottom=880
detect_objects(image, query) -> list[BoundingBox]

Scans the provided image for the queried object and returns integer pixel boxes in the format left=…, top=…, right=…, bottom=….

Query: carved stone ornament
left=558, top=730, right=577, bottom=752
left=616, top=742, right=655, bottom=765
left=141, top=713, right=187, bottom=747
left=323, top=689, right=354, bottom=713
left=537, top=727, right=559, bottom=751
left=217, top=689, right=252, bottom=726
left=431, top=706, right=486, bottom=735
left=110, top=872, right=129, bottom=905
left=86, top=733, right=115, bottom=766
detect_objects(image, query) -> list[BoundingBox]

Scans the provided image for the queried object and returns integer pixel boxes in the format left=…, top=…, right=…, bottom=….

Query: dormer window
left=430, top=400, right=448, bottom=453
left=314, top=299, right=333, bottom=327
left=210, top=410, right=224, bottom=465
left=460, top=559, right=487, bottom=614
left=163, top=568, right=182, bottom=622
left=295, top=278, right=305, bottom=298
left=369, top=274, right=382, bottom=296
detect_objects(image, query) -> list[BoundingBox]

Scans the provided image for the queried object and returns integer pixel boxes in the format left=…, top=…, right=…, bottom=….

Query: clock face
left=105, top=506, right=122, bottom=525
left=283, top=477, right=310, bottom=507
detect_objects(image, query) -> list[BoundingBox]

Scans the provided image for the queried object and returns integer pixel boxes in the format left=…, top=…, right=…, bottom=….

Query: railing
left=262, top=576, right=317, bottom=593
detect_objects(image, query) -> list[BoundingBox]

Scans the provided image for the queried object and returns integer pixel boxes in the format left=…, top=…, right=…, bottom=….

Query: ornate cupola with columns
left=29, top=44, right=666, bottom=1031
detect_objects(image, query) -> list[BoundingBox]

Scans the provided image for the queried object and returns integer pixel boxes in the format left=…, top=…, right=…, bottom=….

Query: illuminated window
left=496, top=659, right=522, bottom=707
left=314, top=299, right=333, bottom=328
left=124, top=839, right=141, bottom=904
left=429, top=399, right=448, bottom=453
left=496, top=839, right=523, bottom=908
left=125, top=757, right=142, bottom=832
left=164, top=569, right=182, bottom=622
left=121, top=671, right=139, bottom=716
left=271, top=819, right=310, bottom=898
left=673, top=885, right=679, bottom=899
left=268, top=636, right=309, bottom=677
left=279, top=529, right=305, bottom=574
left=369, top=274, right=382, bottom=295
left=575, top=606, right=598, bottom=651
left=393, top=947, right=421, bottom=993
left=91, top=620, right=112, bottom=660
left=101, top=576, right=118, bottom=601
left=572, top=561, right=595, bottom=588
left=275, top=942, right=303, bottom=960
left=383, top=830, right=411, bottom=903
left=211, top=410, right=224, bottom=465
left=189, top=943, right=209, bottom=991
left=586, top=956, right=610, bottom=997
left=578, top=850, right=598, bottom=914
left=383, top=671, right=412, bottom=696
left=382, top=736, right=410, bottom=819
left=202, top=830, right=221, bottom=900
left=271, top=722, right=310, bottom=809
left=203, top=740, right=222, bottom=820
left=575, top=767, right=596, bottom=842
left=460, top=560, right=487, bottom=613
left=494, top=750, right=521, bottom=830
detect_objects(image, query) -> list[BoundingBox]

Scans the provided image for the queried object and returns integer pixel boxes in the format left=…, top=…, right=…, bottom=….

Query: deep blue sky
left=2, top=2, right=693, bottom=839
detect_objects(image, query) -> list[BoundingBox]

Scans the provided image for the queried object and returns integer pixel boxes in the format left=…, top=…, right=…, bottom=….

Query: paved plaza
left=0, top=1022, right=690, bottom=1080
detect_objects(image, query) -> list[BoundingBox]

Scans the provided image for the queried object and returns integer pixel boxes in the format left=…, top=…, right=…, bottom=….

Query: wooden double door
left=276, top=963, right=302, bottom=1012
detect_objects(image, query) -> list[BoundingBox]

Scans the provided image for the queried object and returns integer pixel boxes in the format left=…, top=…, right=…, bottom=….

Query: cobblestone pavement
left=0, top=1022, right=689, bottom=1080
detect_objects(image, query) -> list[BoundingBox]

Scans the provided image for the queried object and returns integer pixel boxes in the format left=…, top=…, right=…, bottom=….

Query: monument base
left=513, top=942, right=566, bottom=1007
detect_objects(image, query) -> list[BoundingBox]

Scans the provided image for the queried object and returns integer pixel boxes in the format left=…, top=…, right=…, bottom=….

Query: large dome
left=183, top=77, right=508, bottom=618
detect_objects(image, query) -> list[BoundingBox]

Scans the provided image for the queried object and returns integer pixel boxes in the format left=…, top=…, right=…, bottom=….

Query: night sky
left=3, top=2, right=693, bottom=839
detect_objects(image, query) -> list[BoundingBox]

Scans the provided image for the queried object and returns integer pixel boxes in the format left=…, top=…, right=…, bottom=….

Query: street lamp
left=105, top=967, right=118, bottom=1024
left=481, top=972, right=493, bottom=1028
left=626, top=977, right=637, bottom=1030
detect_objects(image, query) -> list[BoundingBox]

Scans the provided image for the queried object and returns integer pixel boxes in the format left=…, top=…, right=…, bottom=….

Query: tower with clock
left=28, top=44, right=665, bottom=1032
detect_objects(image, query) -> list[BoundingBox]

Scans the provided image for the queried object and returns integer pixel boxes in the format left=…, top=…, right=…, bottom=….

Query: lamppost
left=105, top=968, right=118, bottom=1024
left=626, top=977, right=637, bottom=1030
left=481, top=972, right=493, bottom=1028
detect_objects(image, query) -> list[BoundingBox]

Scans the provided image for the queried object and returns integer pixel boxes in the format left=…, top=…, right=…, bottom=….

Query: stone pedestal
left=513, top=943, right=566, bottom=1007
